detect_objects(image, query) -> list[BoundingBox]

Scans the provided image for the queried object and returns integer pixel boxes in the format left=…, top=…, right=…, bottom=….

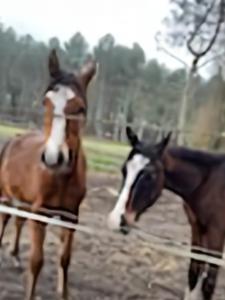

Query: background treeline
left=0, top=21, right=225, bottom=148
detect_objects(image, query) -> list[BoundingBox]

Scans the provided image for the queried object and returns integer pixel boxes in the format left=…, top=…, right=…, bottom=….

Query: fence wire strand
left=0, top=186, right=224, bottom=268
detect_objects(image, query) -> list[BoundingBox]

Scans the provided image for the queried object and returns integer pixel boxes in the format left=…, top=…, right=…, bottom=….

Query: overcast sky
left=0, top=0, right=192, bottom=70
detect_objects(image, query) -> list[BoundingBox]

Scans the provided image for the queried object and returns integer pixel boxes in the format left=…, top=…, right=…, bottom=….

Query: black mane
left=168, top=146, right=225, bottom=167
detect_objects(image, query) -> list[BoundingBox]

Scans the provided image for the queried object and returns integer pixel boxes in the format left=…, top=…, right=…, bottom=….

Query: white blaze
left=44, top=85, right=75, bottom=166
left=107, top=154, right=149, bottom=230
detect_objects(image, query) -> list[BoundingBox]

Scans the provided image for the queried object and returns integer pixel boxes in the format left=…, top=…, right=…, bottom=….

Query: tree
left=160, top=0, right=225, bottom=144
left=166, top=0, right=225, bottom=53
left=93, top=34, right=115, bottom=138
left=0, top=20, right=213, bottom=141
left=64, top=32, right=89, bottom=70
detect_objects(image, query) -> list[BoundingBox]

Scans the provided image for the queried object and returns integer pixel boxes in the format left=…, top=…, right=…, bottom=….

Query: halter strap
left=53, top=113, right=85, bottom=121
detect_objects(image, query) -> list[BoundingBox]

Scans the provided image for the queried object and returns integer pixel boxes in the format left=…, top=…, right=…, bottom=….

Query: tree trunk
left=177, top=69, right=194, bottom=145
left=95, top=76, right=105, bottom=138
left=120, top=96, right=131, bottom=142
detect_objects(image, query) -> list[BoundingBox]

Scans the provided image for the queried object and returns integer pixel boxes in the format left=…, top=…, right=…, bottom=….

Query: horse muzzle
left=41, top=141, right=73, bottom=169
left=41, top=149, right=65, bottom=168
left=107, top=210, right=137, bottom=235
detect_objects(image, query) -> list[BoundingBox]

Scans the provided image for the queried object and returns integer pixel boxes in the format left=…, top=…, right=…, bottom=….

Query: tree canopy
left=0, top=21, right=223, bottom=144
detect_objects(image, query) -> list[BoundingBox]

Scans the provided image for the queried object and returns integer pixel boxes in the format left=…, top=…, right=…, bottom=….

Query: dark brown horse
left=108, top=126, right=225, bottom=300
left=0, top=49, right=96, bottom=299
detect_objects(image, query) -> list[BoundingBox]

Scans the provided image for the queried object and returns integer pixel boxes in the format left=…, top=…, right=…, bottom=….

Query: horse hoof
left=0, top=249, right=3, bottom=266
left=25, top=296, right=42, bottom=300
left=57, top=290, right=68, bottom=300
left=58, top=293, right=68, bottom=300
left=11, top=255, right=22, bottom=269
left=183, top=287, right=203, bottom=300
left=0, top=247, right=6, bottom=267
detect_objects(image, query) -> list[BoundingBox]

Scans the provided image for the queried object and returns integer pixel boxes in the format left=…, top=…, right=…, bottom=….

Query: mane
left=168, top=146, right=225, bottom=167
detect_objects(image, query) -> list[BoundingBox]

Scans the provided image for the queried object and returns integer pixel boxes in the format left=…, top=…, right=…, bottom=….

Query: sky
left=0, top=0, right=192, bottom=70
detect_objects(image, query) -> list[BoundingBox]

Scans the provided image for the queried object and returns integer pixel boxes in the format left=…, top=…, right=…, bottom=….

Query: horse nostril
left=57, top=151, right=64, bottom=166
left=41, top=152, right=46, bottom=164
left=41, top=150, right=65, bottom=168
left=120, top=214, right=127, bottom=227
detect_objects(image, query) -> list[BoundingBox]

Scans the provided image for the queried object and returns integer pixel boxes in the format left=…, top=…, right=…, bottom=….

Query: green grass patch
left=0, top=124, right=26, bottom=137
left=83, top=137, right=129, bottom=156
left=83, top=137, right=129, bottom=173
left=87, top=161, right=119, bottom=173
left=86, top=150, right=125, bottom=174
left=87, top=152, right=123, bottom=167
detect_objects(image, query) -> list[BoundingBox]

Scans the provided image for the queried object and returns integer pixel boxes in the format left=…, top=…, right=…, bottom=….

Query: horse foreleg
left=201, top=226, right=224, bottom=300
left=184, top=224, right=206, bottom=300
left=10, top=217, right=25, bottom=267
left=0, top=213, right=10, bottom=246
left=0, top=213, right=10, bottom=266
left=183, top=203, right=206, bottom=300
left=25, top=220, right=46, bottom=300
left=57, top=228, right=74, bottom=300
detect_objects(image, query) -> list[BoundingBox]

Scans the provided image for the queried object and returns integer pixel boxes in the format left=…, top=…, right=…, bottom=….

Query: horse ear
left=155, top=131, right=172, bottom=157
left=48, top=49, right=60, bottom=78
left=80, top=59, right=97, bottom=89
left=126, top=126, right=139, bottom=147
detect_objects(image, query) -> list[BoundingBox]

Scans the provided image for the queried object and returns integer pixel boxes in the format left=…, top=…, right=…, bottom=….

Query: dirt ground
left=0, top=173, right=224, bottom=300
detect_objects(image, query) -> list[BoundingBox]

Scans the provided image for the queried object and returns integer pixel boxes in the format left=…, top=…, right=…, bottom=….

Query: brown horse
left=108, top=126, right=225, bottom=300
left=0, top=49, right=96, bottom=299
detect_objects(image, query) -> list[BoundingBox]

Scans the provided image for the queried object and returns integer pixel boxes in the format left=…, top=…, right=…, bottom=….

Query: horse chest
left=39, top=174, right=86, bottom=211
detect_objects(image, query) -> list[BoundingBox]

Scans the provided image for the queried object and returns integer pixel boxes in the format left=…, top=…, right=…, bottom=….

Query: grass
left=0, top=124, right=25, bottom=137
left=0, top=124, right=129, bottom=173
left=83, top=136, right=129, bottom=173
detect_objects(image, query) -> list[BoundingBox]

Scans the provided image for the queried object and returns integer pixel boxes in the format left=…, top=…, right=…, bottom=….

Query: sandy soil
left=0, top=173, right=224, bottom=300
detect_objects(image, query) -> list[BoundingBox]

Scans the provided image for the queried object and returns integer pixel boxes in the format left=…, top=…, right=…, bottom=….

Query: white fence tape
left=0, top=204, right=94, bottom=235
left=0, top=203, right=225, bottom=268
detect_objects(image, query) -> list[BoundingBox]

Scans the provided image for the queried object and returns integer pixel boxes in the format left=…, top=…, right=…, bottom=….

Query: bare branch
left=155, top=35, right=188, bottom=67
left=190, top=57, right=199, bottom=73
left=198, top=50, right=225, bottom=68
left=159, top=46, right=188, bottom=67
left=187, top=0, right=216, bottom=56
left=187, top=0, right=225, bottom=59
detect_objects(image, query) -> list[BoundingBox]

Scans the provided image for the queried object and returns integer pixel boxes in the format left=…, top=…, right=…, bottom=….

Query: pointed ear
left=155, top=131, right=172, bottom=157
left=80, top=59, right=97, bottom=89
left=48, top=49, right=60, bottom=78
left=126, top=126, right=139, bottom=147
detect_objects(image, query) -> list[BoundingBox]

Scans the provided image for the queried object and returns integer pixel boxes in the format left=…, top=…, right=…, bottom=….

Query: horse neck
left=71, top=134, right=82, bottom=167
left=162, top=148, right=205, bottom=201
